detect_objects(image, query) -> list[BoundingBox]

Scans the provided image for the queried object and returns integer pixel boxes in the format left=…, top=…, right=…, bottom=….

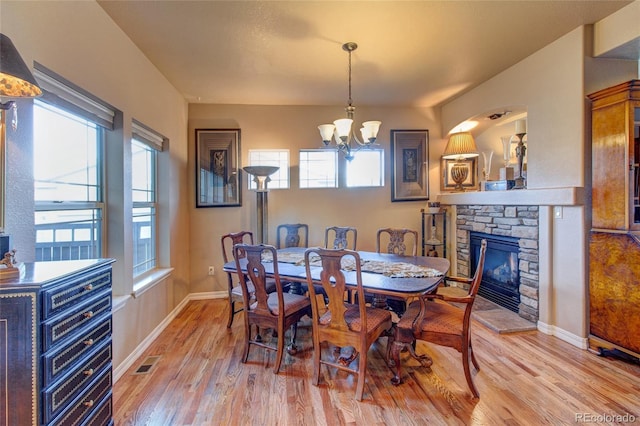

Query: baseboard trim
left=112, top=291, right=227, bottom=382
left=537, top=321, right=588, bottom=349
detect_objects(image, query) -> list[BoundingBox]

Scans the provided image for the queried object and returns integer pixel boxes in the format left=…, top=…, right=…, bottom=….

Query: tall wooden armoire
left=588, top=80, right=640, bottom=359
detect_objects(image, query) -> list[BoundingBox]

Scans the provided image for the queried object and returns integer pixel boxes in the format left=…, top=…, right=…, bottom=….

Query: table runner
left=261, top=251, right=443, bottom=278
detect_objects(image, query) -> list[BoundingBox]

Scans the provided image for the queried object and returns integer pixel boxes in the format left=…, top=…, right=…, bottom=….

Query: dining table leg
left=388, top=325, right=433, bottom=385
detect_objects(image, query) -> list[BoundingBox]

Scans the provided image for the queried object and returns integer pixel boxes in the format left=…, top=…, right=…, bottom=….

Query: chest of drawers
left=0, top=259, right=115, bottom=426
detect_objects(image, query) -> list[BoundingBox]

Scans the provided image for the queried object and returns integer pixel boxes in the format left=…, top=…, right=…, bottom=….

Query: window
left=299, top=150, right=338, bottom=188
left=34, top=101, right=104, bottom=261
left=131, top=120, right=165, bottom=277
left=132, top=140, right=156, bottom=276
left=33, top=63, right=115, bottom=262
left=346, top=149, right=384, bottom=187
left=247, top=149, right=289, bottom=189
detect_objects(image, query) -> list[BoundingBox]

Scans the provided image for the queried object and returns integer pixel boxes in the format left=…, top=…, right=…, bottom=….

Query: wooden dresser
left=588, top=80, right=640, bottom=359
left=0, top=259, right=115, bottom=426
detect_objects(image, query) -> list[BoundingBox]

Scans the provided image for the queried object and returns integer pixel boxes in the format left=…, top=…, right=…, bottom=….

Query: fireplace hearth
left=471, top=232, right=520, bottom=313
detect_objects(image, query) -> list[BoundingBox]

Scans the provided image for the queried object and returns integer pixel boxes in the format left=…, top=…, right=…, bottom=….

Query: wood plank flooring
left=113, top=299, right=640, bottom=425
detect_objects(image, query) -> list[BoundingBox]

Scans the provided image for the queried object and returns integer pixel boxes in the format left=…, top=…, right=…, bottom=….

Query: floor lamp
left=243, top=166, right=279, bottom=244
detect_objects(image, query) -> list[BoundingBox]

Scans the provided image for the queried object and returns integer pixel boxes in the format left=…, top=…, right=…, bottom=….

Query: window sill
left=112, top=294, right=131, bottom=313
left=132, top=267, right=174, bottom=299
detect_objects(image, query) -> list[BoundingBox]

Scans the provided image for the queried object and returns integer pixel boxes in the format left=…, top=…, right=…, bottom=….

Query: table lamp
left=442, top=131, right=479, bottom=191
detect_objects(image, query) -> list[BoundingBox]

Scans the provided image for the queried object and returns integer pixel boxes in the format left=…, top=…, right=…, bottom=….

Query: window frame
left=247, top=149, right=290, bottom=190
left=345, top=148, right=385, bottom=188
left=299, top=149, right=338, bottom=189
left=131, top=137, right=158, bottom=277
left=33, top=99, right=107, bottom=261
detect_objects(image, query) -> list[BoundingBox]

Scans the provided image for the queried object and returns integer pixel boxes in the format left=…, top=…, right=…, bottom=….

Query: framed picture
left=440, top=157, right=479, bottom=191
left=195, top=129, right=241, bottom=207
left=390, top=129, right=429, bottom=202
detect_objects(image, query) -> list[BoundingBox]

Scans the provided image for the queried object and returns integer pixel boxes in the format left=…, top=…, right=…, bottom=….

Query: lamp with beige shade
left=442, top=131, right=479, bottom=192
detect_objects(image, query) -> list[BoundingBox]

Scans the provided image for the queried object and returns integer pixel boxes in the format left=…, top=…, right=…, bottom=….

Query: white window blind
left=33, top=62, right=116, bottom=129
left=132, top=119, right=166, bottom=151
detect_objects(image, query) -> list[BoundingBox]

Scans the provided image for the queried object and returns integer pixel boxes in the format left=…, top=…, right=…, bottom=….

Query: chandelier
left=318, top=42, right=381, bottom=161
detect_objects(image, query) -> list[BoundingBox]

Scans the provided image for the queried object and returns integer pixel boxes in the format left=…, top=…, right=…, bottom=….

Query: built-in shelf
left=437, top=186, right=585, bottom=206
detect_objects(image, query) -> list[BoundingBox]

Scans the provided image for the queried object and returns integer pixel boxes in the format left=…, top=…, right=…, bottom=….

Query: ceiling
left=97, top=1, right=634, bottom=109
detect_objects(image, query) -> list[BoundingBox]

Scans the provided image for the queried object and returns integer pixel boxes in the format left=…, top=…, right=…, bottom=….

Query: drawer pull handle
left=83, top=368, right=94, bottom=376
left=83, top=399, right=94, bottom=408
left=83, top=311, right=94, bottom=319
left=84, top=284, right=93, bottom=291
left=83, top=338, right=94, bottom=346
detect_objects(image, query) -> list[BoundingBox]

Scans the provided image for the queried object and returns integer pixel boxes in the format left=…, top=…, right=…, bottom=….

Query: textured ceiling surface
left=98, top=1, right=633, bottom=108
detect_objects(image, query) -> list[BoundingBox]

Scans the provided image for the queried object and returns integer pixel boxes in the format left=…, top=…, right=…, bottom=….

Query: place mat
left=262, top=252, right=443, bottom=278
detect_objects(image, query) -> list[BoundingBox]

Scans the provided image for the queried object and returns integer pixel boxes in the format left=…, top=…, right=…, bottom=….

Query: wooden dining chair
left=304, top=247, right=393, bottom=401
left=233, top=244, right=311, bottom=373
left=276, top=223, right=309, bottom=249
left=276, top=223, right=313, bottom=296
left=389, top=239, right=487, bottom=398
left=374, top=228, right=419, bottom=312
left=376, top=228, right=418, bottom=256
left=324, top=226, right=357, bottom=250
left=221, top=231, right=277, bottom=328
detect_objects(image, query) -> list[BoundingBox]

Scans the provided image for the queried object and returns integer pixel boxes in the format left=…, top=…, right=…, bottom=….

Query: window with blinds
left=33, top=63, right=115, bottom=261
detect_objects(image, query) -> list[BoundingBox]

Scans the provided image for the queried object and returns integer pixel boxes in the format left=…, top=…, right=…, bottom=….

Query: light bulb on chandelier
left=318, top=42, right=381, bottom=161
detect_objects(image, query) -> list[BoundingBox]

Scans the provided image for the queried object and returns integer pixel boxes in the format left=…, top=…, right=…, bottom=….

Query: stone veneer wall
left=455, top=205, right=539, bottom=322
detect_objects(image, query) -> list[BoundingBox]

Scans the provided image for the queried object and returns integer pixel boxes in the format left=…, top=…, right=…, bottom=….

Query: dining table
left=223, top=246, right=451, bottom=385
left=223, top=246, right=450, bottom=308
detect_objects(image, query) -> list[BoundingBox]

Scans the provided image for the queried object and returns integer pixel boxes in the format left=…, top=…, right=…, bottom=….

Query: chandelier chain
left=347, top=48, right=353, bottom=107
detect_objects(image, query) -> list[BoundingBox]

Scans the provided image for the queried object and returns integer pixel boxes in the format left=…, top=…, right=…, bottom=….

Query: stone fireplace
left=455, top=205, right=539, bottom=322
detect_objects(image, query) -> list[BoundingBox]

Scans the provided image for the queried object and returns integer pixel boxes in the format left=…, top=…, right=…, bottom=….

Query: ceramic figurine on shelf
left=0, top=249, right=16, bottom=267
left=0, top=249, right=21, bottom=280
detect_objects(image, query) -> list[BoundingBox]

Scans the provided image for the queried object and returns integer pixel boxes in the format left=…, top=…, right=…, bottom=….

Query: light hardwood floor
left=113, top=299, right=640, bottom=425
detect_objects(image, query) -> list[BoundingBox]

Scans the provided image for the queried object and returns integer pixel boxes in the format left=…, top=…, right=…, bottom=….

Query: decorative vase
left=482, top=151, right=493, bottom=181
left=501, top=136, right=512, bottom=168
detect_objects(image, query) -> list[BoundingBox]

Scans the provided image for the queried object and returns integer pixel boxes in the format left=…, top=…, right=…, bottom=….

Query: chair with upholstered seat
left=304, top=247, right=393, bottom=401
left=276, top=223, right=309, bottom=249
left=389, top=239, right=487, bottom=397
left=324, top=226, right=357, bottom=250
left=233, top=244, right=311, bottom=373
left=221, top=231, right=278, bottom=328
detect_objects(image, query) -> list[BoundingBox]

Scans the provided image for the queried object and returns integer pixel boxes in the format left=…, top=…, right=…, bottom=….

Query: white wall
left=1, top=1, right=190, bottom=372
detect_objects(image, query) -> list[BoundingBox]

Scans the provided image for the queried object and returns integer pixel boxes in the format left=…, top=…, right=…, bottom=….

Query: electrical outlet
left=208, top=266, right=215, bottom=276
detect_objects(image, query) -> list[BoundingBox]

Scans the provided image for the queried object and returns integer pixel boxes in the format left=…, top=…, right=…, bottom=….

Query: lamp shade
left=442, top=131, right=479, bottom=159
left=0, top=34, right=42, bottom=98
left=333, top=118, right=353, bottom=140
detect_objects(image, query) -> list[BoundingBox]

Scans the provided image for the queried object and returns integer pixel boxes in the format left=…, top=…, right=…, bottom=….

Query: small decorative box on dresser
left=0, top=259, right=115, bottom=426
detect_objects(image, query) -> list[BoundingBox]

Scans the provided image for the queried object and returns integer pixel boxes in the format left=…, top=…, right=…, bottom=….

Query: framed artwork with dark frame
left=390, top=129, right=429, bottom=202
left=440, top=157, right=479, bottom=191
left=195, top=129, right=241, bottom=207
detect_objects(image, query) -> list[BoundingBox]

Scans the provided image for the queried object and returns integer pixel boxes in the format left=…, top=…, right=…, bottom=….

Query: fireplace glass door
left=471, top=233, right=520, bottom=313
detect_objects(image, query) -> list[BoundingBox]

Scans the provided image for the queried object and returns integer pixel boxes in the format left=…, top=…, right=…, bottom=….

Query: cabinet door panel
left=589, top=232, right=640, bottom=354
left=591, top=102, right=629, bottom=230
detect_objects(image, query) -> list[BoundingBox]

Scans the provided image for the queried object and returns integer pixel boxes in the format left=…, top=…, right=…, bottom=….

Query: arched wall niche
left=446, top=105, right=528, bottom=182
